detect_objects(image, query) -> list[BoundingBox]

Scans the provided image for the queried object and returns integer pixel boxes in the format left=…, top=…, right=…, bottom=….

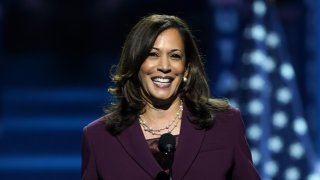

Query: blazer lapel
left=116, top=117, right=163, bottom=178
left=172, top=104, right=206, bottom=180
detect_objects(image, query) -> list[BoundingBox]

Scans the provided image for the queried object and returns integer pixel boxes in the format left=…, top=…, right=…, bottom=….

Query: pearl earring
left=183, top=77, right=187, bottom=82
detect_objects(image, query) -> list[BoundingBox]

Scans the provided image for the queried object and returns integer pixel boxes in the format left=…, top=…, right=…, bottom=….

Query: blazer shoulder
left=83, top=116, right=111, bottom=138
left=213, top=106, right=241, bottom=119
left=211, top=106, right=246, bottom=133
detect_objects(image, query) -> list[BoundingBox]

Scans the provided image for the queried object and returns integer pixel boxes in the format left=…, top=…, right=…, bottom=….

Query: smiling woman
left=139, top=28, right=186, bottom=102
left=138, top=28, right=187, bottom=140
left=81, top=14, right=260, bottom=180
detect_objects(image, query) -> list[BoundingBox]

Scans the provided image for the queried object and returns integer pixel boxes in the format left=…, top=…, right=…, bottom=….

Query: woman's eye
left=171, top=54, right=182, bottom=59
left=148, top=52, right=158, bottom=57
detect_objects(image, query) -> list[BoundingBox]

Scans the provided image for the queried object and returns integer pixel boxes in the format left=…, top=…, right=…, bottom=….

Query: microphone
left=158, top=133, right=176, bottom=180
left=158, top=133, right=176, bottom=154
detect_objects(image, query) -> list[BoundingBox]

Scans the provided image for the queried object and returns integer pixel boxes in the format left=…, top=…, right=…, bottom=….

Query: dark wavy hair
left=104, top=14, right=229, bottom=135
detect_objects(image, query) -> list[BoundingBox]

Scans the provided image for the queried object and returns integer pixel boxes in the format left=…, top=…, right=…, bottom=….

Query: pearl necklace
left=139, top=100, right=183, bottom=135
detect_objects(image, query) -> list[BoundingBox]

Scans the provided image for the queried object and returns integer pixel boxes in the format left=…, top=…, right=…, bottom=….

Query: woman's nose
left=157, top=55, right=171, bottom=73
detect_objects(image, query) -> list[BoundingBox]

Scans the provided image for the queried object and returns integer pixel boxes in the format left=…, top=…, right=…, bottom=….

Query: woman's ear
left=183, top=65, right=189, bottom=83
left=184, top=64, right=189, bottom=77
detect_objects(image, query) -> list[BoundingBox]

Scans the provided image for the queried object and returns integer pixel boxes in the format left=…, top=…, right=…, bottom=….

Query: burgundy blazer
left=81, top=104, right=260, bottom=180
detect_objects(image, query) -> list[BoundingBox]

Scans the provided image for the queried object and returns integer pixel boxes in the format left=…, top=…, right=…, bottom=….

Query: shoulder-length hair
left=105, top=14, right=229, bottom=135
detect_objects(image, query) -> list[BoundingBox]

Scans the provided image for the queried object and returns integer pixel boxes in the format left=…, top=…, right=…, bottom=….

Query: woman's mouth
left=151, top=76, right=174, bottom=88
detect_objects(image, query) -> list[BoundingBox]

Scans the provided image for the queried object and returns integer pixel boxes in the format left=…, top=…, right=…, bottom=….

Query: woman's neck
left=142, top=97, right=182, bottom=124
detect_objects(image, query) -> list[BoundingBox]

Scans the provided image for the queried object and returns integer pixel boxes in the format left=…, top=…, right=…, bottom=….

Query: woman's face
left=139, top=28, right=187, bottom=102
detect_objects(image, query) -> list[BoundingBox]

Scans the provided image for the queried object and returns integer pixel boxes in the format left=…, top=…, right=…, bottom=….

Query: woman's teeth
left=152, top=77, right=173, bottom=88
left=153, top=77, right=171, bottom=83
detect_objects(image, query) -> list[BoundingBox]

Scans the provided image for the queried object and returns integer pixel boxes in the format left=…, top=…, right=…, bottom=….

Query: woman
left=81, top=14, right=260, bottom=179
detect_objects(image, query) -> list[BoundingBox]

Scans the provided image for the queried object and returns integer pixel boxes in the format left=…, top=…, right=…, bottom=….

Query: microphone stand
left=168, top=152, right=174, bottom=180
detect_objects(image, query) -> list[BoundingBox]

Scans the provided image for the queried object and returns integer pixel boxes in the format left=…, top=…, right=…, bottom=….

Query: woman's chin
left=147, top=93, right=179, bottom=109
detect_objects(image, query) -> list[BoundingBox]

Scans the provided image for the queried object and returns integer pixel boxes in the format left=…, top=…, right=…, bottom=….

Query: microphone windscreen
left=159, top=133, right=176, bottom=153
